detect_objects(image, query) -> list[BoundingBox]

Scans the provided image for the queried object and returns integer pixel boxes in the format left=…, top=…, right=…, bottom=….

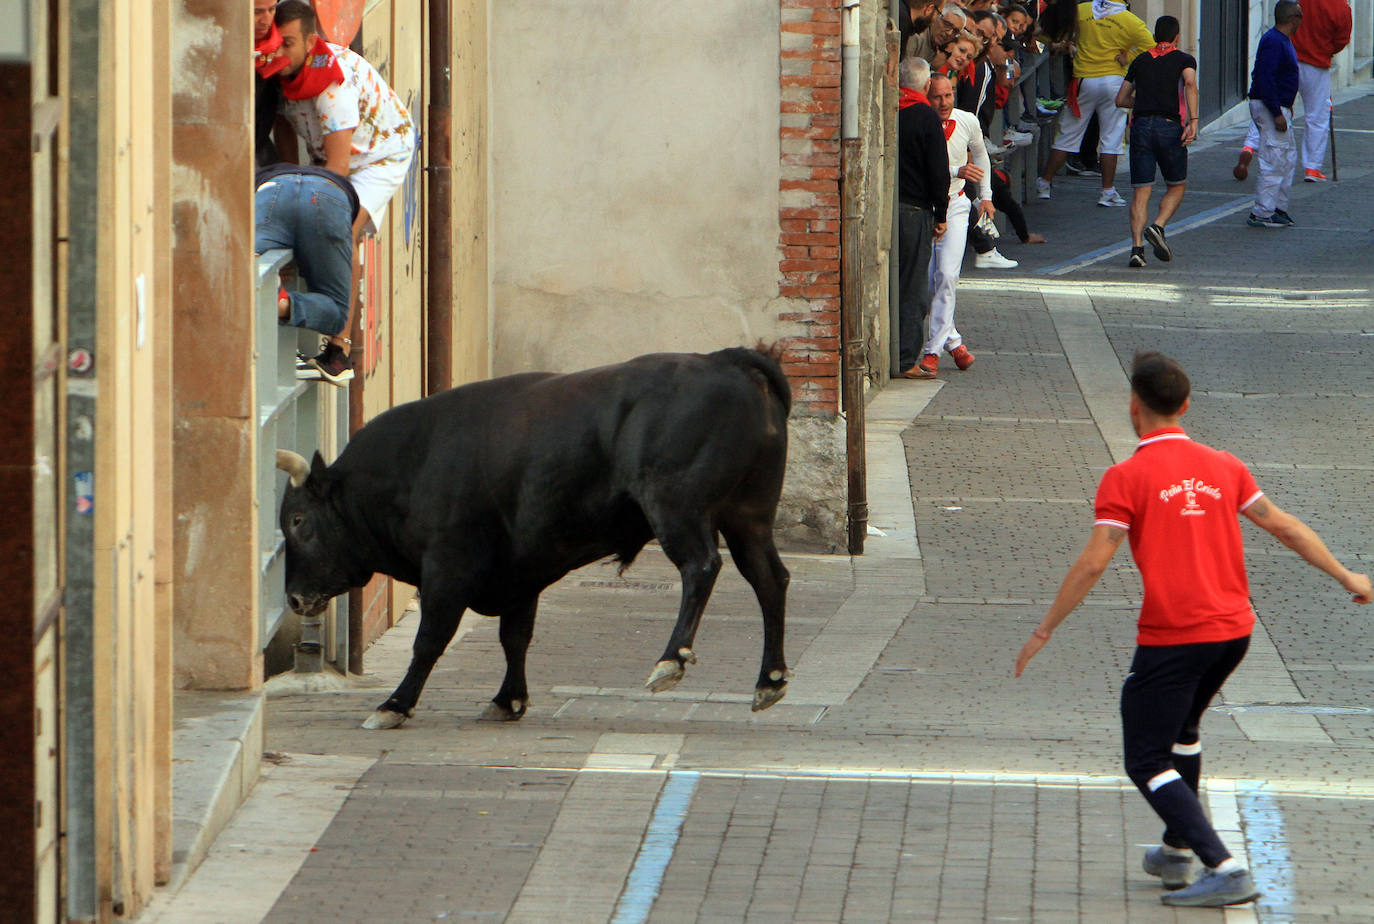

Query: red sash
left=281, top=36, right=345, bottom=100
left=1067, top=77, right=1080, bottom=117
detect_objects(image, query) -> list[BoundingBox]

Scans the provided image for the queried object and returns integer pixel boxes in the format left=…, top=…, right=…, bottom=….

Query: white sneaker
left=1097, top=188, right=1128, bottom=207
left=1003, top=129, right=1033, bottom=145
left=1036, top=177, right=1052, bottom=199
left=985, top=140, right=1007, bottom=155
left=975, top=248, right=1019, bottom=269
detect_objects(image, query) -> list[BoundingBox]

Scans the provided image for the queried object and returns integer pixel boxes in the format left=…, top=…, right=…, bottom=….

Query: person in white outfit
left=916, top=73, right=994, bottom=378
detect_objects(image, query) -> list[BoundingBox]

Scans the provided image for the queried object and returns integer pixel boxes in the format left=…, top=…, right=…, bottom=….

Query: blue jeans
left=255, top=174, right=353, bottom=336
left=1128, top=116, right=1188, bottom=187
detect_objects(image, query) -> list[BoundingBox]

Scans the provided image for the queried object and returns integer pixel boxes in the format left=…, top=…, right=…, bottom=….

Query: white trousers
left=924, top=193, right=970, bottom=356
left=1242, top=64, right=1330, bottom=171
left=1297, top=62, right=1332, bottom=170
left=1249, top=100, right=1296, bottom=218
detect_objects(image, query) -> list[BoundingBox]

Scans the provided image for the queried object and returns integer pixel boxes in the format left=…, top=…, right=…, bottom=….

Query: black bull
left=275, top=347, right=794, bottom=729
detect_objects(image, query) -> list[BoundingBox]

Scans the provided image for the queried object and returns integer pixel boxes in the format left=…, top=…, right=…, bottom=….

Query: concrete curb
left=163, top=691, right=265, bottom=897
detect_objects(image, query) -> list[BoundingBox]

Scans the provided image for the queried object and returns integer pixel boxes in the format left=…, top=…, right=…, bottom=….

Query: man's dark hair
left=276, top=0, right=318, bottom=34
left=1000, top=2, right=1031, bottom=18
left=1153, top=15, right=1180, bottom=43
left=1131, top=352, right=1190, bottom=415
left=1275, top=0, right=1302, bottom=25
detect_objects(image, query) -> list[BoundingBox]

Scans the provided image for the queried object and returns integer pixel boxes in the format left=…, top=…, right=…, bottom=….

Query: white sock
left=1162, top=845, right=1192, bottom=858
left=1213, top=857, right=1243, bottom=874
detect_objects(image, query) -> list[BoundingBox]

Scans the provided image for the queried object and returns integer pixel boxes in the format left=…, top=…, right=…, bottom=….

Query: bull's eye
left=291, top=513, right=304, bottom=528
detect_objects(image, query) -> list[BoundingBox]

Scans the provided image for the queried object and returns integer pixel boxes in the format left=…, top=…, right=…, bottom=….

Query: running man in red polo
left=1015, top=351, right=1371, bottom=907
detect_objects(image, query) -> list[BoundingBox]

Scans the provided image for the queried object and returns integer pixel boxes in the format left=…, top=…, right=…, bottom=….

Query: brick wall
left=778, top=0, right=843, bottom=416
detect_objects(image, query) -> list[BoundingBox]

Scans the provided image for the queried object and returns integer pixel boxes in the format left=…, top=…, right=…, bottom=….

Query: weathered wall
left=490, top=2, right=785, bottom=370
left=490, top=0, right=848, bottom=550
left=451, top=0, right=490, bottom=386
left=171, top=0, right=259, bottom=690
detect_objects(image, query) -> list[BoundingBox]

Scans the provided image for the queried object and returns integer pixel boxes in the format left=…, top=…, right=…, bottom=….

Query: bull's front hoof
left=362, top=708, right=410, bottom=730
left=478, top=698, right=528, bottom=722
left=751, top=684, right=788, bottom=712
left=645, top=658, right=685, bottom=692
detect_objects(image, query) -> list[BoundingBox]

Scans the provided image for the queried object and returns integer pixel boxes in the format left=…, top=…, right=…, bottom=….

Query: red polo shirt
left=1094, top=427, right=1263, bottom=646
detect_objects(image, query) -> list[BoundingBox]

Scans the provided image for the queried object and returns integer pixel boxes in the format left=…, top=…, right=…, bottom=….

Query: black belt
left=900, top=202, right=934, bottom=211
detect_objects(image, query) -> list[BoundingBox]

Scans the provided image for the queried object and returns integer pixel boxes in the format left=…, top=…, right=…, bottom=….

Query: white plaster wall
left=490, top=1, right=787, bottom=374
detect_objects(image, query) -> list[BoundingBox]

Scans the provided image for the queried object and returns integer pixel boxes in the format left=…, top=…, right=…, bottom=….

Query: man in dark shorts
left=1016, top=352, right=1372, bottom=907
left=1115, top=16, right=1199, bottom=268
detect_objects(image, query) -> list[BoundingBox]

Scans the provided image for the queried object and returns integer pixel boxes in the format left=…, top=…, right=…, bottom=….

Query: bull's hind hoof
left=362, top=708, right=410, bottom=730
left=645, top=658, right=685, bottom=692
left=479, top=699, right=528, bottom=721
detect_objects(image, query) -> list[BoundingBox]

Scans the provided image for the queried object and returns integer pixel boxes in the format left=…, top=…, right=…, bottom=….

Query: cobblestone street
left=147, top=90, right=1374, bottom=924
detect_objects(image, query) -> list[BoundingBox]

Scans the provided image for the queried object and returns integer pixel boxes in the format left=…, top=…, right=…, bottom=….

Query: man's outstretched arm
left=1016, top=524, right=1127, bottom=676
left=1243, top=497, right=1373, bottom=602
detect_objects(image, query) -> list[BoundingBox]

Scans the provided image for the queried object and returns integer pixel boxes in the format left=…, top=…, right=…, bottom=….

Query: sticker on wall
left=74, top=471, right=94, bottom=515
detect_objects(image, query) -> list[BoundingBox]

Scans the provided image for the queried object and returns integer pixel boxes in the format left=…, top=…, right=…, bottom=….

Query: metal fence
left=255, top=249, right=350, bottom=672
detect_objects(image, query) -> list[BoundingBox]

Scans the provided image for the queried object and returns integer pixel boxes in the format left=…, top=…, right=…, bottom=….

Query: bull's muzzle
left=288, top=592, right=328, bottom=616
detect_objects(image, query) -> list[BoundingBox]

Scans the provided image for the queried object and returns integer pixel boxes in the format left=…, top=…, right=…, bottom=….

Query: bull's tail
left=715, top=344, right=792, bottom=416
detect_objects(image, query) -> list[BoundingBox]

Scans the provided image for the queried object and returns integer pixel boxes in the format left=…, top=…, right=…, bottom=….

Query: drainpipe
left=841, top=0, right=868, bottom=554
left=426, top=0, right=453, bottom=396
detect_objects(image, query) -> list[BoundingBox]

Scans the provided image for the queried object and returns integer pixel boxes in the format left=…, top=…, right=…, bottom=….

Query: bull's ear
left=307, top=451, right=334, bottom=498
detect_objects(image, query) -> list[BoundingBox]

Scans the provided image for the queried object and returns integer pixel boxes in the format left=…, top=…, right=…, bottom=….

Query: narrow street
left=147, top=90, right=1374, bottom=924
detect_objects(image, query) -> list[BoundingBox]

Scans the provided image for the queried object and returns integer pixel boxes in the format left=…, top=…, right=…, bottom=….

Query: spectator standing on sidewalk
left=895, top=57, right=950, bottom=380
left=274, top=0, right=417, bottom=382
left=1115, top=15, right=1198, bottom=268
left=899, top=0, right=943, bottom=65
left=1245, top=1, right=1303, bottom=229
left=915, top=73, right=993, bottom=378
left=1036, top=0, right=1155, bottom=207
left=1016, top=351, right=1371, bottom=908
left=1234, top=0, right=1350, bottom=182
left=1288, top=0, right=1350, bottom=181
left=907, top=4, right=967, bottom=64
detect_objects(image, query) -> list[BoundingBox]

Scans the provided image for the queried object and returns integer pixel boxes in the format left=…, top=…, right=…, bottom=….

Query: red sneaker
left=949, top=345, right=975, bottom=370
left=1304, top=168, right=1328, bottom=182
left=1233, top=148, right=1252, bottom=181
left=918, top=353, right=940, bottom=377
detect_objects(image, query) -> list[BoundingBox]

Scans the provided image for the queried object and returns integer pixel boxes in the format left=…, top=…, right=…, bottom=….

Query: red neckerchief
left=942, top=117, right=957, bottom=140
left=281, top=36, right=345, bottom=100
left=254, top=23, right=289, bottom=78
left=899, top=88, right=930, bottom=110
left=1148, top=41, right=1178, bottom=59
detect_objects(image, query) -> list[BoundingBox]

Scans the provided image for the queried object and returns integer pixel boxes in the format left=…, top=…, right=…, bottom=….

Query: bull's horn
left=275, top=449, right=310, bottom=488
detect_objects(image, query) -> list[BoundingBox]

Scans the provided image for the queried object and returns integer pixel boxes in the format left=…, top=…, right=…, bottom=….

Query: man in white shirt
left=916, top=73, right=994, bottom=378
left=274, top=0, right=417, bottom=382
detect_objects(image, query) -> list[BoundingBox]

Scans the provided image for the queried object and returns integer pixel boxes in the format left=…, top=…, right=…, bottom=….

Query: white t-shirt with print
left=283, top=43, right=415, bottom=172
